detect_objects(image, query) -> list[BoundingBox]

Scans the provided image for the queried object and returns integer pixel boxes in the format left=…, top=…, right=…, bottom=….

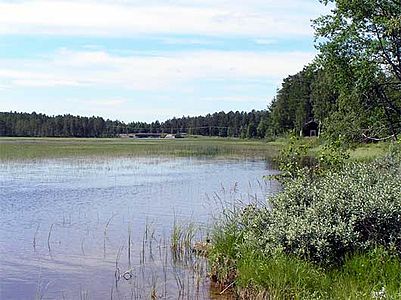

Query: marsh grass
left=348, top=142, right=392, bottom=161
left=105, top=218, right=211, bottom=299
left=234, top=248, right=401, bottom=299
left=33, top=223, right=40, bottom=250
left=171, top=222, right=199, bottom=263
left=104, top=213, right=116, bottom=258
left=1, top=136, right=394, bottom=164
left=0, top=137, right=282, bottom=160
left=47, top=223, right=54, bottom=253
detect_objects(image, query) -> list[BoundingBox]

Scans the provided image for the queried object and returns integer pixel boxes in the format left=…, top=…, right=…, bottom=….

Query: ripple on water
left=0, top=156, right=280, bottom=299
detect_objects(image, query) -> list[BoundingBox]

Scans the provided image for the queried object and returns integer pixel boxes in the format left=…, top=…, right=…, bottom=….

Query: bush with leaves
left=276, top=136, right=350, bottom=182
left=258, top=154, right=401, bottom=265
left=276, top=136, right=317, bottom=179
left=317, top=138, right=350, bottom=172
left=209, top=145, right=401, bottom=297
left=212, top=151, right=401, bottom=269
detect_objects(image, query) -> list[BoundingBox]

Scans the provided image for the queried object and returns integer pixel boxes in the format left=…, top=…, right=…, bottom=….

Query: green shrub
left=211, top=154, right=401, bottom=267
left=276, top=136, right=351, bottom=181
left=257, top=155, right=401, bottom=266
left=317, top=139, right=350, bottom=171
left=209, top=151, right=401, bottom=298
left=276, top=136, right=316, bottom=179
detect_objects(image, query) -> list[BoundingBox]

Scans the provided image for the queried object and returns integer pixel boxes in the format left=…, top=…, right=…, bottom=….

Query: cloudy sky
left=0, top=0, right=330, bottom=122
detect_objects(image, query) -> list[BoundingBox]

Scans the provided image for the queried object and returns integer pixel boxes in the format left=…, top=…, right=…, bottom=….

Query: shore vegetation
left=208, top=141, right=401, bottom=298
left=0, top=136, right=283, bottom=161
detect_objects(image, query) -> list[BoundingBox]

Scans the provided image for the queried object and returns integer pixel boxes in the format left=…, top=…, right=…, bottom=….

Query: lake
left=0, top=156, right=279, bottom=299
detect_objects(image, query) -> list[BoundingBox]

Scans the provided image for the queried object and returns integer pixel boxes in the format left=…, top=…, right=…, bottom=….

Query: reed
left=103, top=213, right=116, bottom=258
left=80, top=237, right=85, bottom=256
left=0, top=137, right=282, bottom=161
left=79, top=288, right=89, bottom=300
left=47, top=223, right=54, bottom=253
left=33, top=223, right=40, bottom=250
left=128, top=225, right=132, bottom=267
left=30, top=213, right=210, bottom=298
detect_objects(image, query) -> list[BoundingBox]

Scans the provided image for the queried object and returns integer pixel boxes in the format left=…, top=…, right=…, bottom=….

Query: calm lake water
left=0, top=156, right=279, bottom=299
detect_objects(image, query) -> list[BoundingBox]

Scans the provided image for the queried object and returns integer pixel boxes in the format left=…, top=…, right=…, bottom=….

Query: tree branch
left=372, top=23, right=401, bottom=82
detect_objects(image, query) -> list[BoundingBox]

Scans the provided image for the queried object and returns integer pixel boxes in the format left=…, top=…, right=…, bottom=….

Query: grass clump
left=208, top=147, right=401, bottom=298
left=233, top=248, right=401, bottom=299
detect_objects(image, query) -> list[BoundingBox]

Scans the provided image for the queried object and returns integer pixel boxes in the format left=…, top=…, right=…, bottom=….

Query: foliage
left=276, top=136, right=314, bottom=179
left=267, top=1, right=401, bottom=144
left=315, top=0, right=401, bottom=82
left=210, top=153, right=401, bottom=266
left=313, top=0, right=401, bottom=142
left=265, top=155, right=401, bottom=265
left=317, top=138, right=350, bottom=171
left=310, top=67, right=338, bottom=124
left=275, top=135, right=350, bottom=179
left=269, top=65, right=316, bottom=137
left=389, top=139, right=401, bottom=158
left=209, top=154, right=401, bottom=298
left=0, top=111, right=124, bottom=138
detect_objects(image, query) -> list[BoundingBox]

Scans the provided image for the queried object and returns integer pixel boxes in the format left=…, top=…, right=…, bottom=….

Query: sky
left=0, top=0, right=331, bottom=123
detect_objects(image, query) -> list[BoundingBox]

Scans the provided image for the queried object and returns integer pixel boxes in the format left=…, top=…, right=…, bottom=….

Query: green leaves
left=267, top=155, right=401, bottom=265
left=313, top=0, right=401, bottom=142
left=277, top=136, right=314, bottom=179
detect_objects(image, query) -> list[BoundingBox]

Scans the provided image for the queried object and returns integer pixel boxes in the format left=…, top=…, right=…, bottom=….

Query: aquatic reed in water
left=0, top=137, right=282, bottom=161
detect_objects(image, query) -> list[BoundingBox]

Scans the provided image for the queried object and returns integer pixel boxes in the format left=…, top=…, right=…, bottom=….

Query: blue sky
left=0, top=0, right=330, bottom=122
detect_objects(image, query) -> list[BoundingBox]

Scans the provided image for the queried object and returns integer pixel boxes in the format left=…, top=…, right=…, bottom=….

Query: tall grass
left=105, top=219, right=210, bottom=299
left=0, top=137, right=282, bottom=160
left=2, top=136, right=392, bottom=162
left=234, top=247, right=401, bottom=299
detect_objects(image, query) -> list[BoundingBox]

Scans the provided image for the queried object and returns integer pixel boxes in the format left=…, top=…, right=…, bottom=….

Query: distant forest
left=0, top=110, right=271, bottom=139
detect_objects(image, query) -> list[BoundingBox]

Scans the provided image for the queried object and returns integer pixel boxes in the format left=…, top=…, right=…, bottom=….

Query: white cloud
left=13, top=79, right=83, bottom=88
left=0, top=0, right=326, bottom=37
left=200, top=96, right=263, bottom=103
left=62, top=100, right=187, bottom=122
left=0, top=69, right=87, bottom=87
left=160, top=37, right=213, bottom=46
left=0, top=49, right=315, bottom=91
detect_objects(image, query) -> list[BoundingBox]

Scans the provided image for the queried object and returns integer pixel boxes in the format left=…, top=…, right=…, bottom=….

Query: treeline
left=269, top=63, right=401, bottom=143
left=0, top=110, right=270, bottom=138
left=139, top=110, right=270, bottom=138
left=269, top=0, right=401, bottom=143
left=0, top=112, right=126, bottom=137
